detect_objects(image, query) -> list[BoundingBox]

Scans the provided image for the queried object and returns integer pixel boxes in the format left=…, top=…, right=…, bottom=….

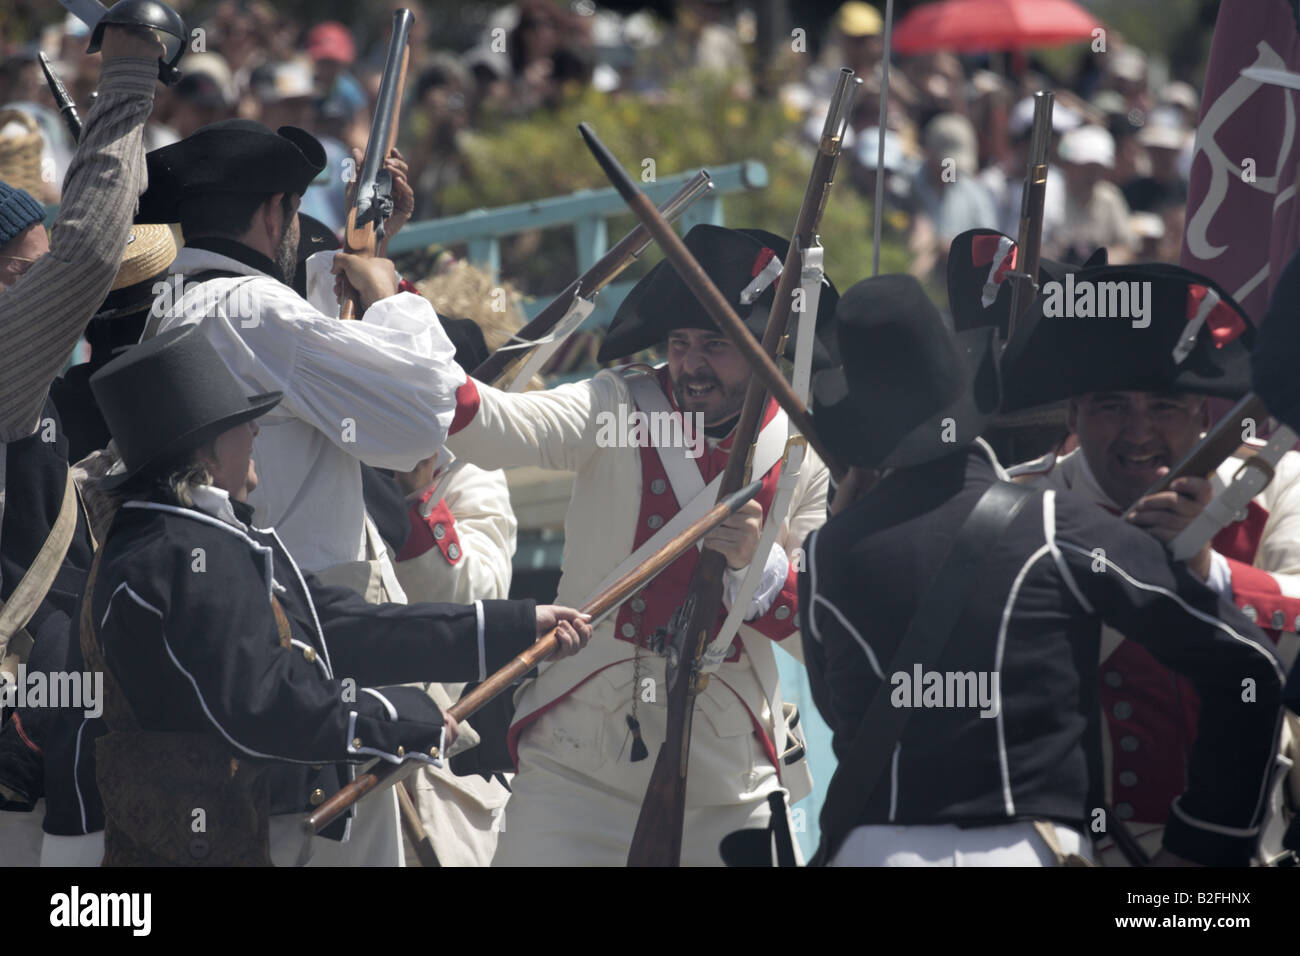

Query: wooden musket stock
left=305, top=480, right=764, bottom=836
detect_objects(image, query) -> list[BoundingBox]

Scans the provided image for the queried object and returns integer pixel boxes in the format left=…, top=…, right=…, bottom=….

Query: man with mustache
left=1001, top=261, right=1300, bottom=864
left=440, top=225, right=837, bottom=865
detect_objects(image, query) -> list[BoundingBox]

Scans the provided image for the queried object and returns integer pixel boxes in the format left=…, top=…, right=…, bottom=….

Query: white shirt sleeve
left=174, top=278, right=466, bottom=472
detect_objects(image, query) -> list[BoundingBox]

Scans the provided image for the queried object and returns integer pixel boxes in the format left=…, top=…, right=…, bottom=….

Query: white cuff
left=724, top=543, right=790, bottom=621
left=1204, top=550, right=1233, bottom=597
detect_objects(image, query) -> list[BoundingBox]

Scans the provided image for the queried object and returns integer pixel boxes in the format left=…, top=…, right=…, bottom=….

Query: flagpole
left=871, top=0, right=895, bottom=277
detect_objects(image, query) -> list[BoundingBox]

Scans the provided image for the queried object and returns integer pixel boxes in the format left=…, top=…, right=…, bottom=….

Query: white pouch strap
left=504, top=295, right=597, bottom=392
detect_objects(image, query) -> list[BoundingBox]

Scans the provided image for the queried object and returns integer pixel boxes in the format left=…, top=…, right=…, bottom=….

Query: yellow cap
left=836, top=2, right=883, bottom=37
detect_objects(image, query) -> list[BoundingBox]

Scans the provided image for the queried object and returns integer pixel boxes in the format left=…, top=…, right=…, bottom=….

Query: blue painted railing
left=388, top=161, right=769, bottom=329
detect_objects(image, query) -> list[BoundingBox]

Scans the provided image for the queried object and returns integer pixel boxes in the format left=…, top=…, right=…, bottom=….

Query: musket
left=338, top=8, right=413, bottom=321
left=473, top=171, right=714, bottom=388
left=578, top=98, right=854, bottom=865
left=871, top=0, right=895, bottom=277
left=1121, top=392, right=1269, bottom=521
left=306, top=479, right=765, bottom=836
left=39, top=53, right=82, bottom=141
left=578, top=125, right=845, bottom=483
left=1004, top=91, right=1054, bottom=344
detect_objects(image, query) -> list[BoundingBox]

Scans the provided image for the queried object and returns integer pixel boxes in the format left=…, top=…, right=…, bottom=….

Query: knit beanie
left=0, top=180, right=45, bottom=248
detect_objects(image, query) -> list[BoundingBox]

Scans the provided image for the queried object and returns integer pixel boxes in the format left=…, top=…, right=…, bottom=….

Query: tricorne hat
left=811, top=273, right=1001, bottom=470
left=598, top=224, right=840, bottom=370
left=137, top=119, right=327, bottom=224
left=90, top=324, right=282, bottom=489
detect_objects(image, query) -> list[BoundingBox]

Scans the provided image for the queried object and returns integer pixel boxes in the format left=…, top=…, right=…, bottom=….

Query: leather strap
left=0, top=468, right=79, bottom=654
left=810, top=480, right=1036, bottom=866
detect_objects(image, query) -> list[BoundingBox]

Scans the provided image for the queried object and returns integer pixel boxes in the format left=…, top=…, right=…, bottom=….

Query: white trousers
left=830, top=821, right=1092, bottom=867
left=0, top=801, right=45, bottom=866
left=269, top=787, right=404, bottom=867
left=492, top=686, right=796, bottom=867
left=41, top=831, right=105, bottom=866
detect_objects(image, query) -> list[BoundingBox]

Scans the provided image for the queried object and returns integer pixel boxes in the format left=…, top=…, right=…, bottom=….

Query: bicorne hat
left=138, top=119, right=327, bottom=223
left=811, top=274, right=1001, bottom=470
left=90, top=324, right=282, bottom=489
left=998, top=261, right=1255, bottom=412
left=598, top=224, right=839, bottom=369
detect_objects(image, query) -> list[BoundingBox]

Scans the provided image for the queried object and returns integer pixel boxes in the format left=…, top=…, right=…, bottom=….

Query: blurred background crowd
left=0, top=0, right=1218, bottom=306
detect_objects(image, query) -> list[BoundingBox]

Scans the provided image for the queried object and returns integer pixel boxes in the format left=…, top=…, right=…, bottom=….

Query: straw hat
left=111, top=223, right=177, bottom=291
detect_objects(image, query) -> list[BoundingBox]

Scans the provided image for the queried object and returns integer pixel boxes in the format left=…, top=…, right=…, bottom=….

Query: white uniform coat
left=446, top=368, right=824, bottom=866
left=393, top=460, right=517, bottom=866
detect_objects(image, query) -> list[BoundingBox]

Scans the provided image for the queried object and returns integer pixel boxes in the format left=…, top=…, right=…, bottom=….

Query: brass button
left=1112, top=701, right=1133, bottom=720
left=1272, top=609, right=1285, bottom=629
left=1103, top=670, right=1122, bottom=688
left=309, top=788, right=325, bottom=807
left=1118, top=771, right=1138, bottom=788
left=646, top=514, right=664, bottom=530
left=1119, top=735, right=1139, bottom=753
left=773, top=606, right=791, bottom=621
left=1115, top=802, right=1135, bottom=820
left=650, top=478, right=667, bottom=495
left=630, top=597, right=646, bottom=613
left=621, top=623, right=637, bottom=638
left=189, top=837, right=210, bottom=860
left=396, top=746, right=405, bottom=757
left=1242, top=605, right=1258, bottom=622
left=303, top=646, right=317, bottom=664
left=429, top=746, right=440, bottom=759
left=351, top=737, right=363, bottom=749
left=447, top=542, right=461, bottom=561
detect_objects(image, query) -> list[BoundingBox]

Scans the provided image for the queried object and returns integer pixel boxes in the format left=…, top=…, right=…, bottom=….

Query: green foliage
left=434, top=76, right=909, bottom=295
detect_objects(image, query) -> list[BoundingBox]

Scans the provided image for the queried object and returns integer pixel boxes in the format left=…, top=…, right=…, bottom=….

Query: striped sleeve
left=0, top=56, right=158, bottom=441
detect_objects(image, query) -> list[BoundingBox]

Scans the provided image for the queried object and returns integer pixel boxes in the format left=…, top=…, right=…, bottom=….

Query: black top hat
left=138, top=119, right=327, bottom=223
left=90, top=324, right=282, bottom=490
left=999, top=261, right=1255, bottom=413
left=946, top=228, right=1107, bottom=337
left=811, top=274, right=1001, bottom=470
left=291, top=213, right=342, bottom=298
left=598, top=224, right=839, bottom=369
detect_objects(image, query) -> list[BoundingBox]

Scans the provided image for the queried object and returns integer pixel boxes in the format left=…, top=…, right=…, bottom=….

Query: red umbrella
left=892, top=0, right=1103, bottom=54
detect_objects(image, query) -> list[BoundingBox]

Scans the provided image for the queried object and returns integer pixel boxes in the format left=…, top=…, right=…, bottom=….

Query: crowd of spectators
left=0, top=1, right=1199, bottom=285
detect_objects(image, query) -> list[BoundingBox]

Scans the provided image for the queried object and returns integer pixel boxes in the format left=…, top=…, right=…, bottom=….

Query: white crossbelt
left=584, top=373, right=789, bottom=610
left=704, top=243, right=824, bottom=670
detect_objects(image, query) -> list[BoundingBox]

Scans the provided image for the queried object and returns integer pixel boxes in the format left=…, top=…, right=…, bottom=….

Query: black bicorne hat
left=138, top=119, right=328, bottom=223
left=439, top=315, right=491, bottom=374
left=598, top=224, right=840, bottom=369
left=999, top=261, right=1255, bottom=413
left=946, top=227, right=1107, bottom=337
left=90, top=324, right=282, bottom=489
left=811, top=274, right=1001, bottom=470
